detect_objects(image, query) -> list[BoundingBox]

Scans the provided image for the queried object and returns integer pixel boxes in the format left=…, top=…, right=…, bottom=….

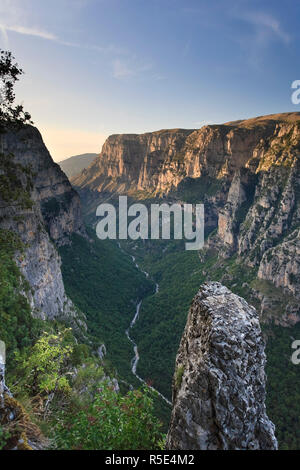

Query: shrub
left=54, top=384, right=164, bottom=450
left=12, top=330, right=73, bottom=397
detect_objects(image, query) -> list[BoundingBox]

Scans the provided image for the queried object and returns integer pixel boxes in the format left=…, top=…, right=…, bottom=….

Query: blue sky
left=0, top=0, right=299, bottom=161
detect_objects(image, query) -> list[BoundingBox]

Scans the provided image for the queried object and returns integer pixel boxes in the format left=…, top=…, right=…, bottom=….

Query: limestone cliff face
left=73, top=113, right=299, bottom=195
left=0, top=124, right=86, bottom=326
left=73, top=112, right=300, bottom=323
left=73, top=129, right=194, bottom=194
left=2, top=125, right=86, bottom=245
left=215, top=119, right=300, bottom=323
left=166, top=282, right=277, bottom=450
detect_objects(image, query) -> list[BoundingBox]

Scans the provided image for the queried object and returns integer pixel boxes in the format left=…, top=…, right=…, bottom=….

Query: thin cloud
left=56, top=39, right=128, bottom=56
left=0, top=21, right=128, bottom=57
left=0, top=20, right=158, bottom=81
left=112, top=59, right=153, bottom=79
left=236, top=11, right=291, bottom=45
left=230, top=9, right=291, bottom=70
left=0, top=4, right=160, bottom=82
left=0, top=23, right=57, bottom=40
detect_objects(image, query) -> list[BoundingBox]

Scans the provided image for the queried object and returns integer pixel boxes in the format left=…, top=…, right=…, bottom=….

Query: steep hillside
left=72, top=112, right=300, bottom=449
left=0, top=122, right=165, bottom=451
left=72, top=128, right=194, bottom=195
left=59, top=229, right=153, bottom=382
left=58, top=153, right=98, bottom=179
left=0, top=124, right=86, bottom=328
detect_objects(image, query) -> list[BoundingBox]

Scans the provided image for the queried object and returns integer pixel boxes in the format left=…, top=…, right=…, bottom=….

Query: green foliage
left=70, top=343, right=90, bottom=366
left=264, top=322, right=300, bottom=450
left=70, top=360, right=106, bottom=403
left=0, top=425, right=10, bottom=450
left=59, top=228, right=154, bottom=382
left=54, top=384, right=163, bottom=450
left=0, top=49, right=32, bottom=126
left=122, top=237, right=300, bottom=450
left=59, top=228, right=174, bottom=431
left=12, top=329, right=73, bottom=397
left=0, top=152, right=33, bottom=209
left=129, top=245, right=202, bottom=399
left=41, top=192, right=75, bottom=222
left=173, top=175, right=223, bottom=203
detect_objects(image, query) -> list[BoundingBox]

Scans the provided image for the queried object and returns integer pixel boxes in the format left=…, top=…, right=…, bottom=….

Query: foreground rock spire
left=166, top=282, right=277, bottom=450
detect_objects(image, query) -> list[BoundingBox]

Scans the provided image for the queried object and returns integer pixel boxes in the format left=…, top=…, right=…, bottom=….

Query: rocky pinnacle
left=166, top=282, right=277, bottom=450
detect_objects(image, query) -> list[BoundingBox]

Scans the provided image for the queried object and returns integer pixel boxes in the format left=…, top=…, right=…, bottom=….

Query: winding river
left=118, top=243, right=172, bottom=406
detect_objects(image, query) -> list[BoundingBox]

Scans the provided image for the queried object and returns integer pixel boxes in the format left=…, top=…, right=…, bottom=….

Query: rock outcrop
left=2, top=125, right=86, bottom=245
left=0, top=124, right=86, bottom=326
left=72, top=129, right=194, bottom=194
left=166, top=282, right=277, bottom=450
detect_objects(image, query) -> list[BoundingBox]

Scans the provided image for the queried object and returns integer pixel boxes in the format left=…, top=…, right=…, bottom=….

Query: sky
left=0, top=0, right=299, bottom=161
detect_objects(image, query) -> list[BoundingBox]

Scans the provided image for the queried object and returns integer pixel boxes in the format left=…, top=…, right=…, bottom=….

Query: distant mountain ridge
left=58, top=153, right=98, bottom=179
left=72, top=112, right=300, bottom=197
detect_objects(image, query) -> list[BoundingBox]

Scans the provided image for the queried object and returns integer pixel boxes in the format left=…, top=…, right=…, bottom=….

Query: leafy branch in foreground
left=12, top=329, right=73, bottom=412
left=54, top=384, right=164, bottom=450
left=0, top=49, right=32, bottom=126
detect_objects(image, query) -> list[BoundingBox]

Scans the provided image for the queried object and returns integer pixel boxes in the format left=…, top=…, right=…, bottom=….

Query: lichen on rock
left=166, top=282, right=278, bottom=450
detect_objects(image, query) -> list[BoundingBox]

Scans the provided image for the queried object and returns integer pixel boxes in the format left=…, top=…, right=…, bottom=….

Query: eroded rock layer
left=0, top=124, right=86, bottom=325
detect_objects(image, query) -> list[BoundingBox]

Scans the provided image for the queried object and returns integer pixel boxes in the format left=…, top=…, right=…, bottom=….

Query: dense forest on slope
left=58, top=228, right=172, bottom=429
left=58, top=213, right=300, bottom=448
left=59, top=228, right=153, bottom=383
left=74, top=124, right=300, bottom=448
left=0, top=155, right=166, bottom=449
left=74, top=166, right=300, bottom=450
left=264, top=322, right=300, bottom=450
left=0, top=186, right=166, bottom=449
left=117, top=237, right=300, bottom=450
